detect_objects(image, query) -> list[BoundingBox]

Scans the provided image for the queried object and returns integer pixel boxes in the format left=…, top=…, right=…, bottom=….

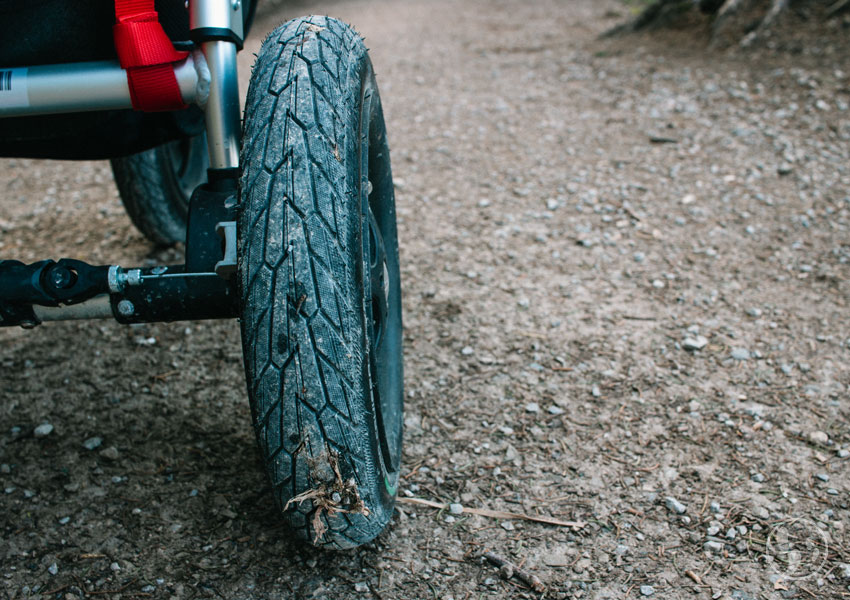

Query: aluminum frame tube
left=200, top=40, right=241, bottom=170
left=0, top=58, right=199, bottom=118
left=189, top=0, right=244, bottom=40
left=32, top=295, right=114, bottom=322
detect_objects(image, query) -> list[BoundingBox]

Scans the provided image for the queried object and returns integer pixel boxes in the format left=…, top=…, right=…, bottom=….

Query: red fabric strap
left=113, top=0, right=188, bottom=112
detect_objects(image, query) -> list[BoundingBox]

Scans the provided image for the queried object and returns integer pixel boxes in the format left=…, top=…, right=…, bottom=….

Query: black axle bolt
left=50, top=267, right=76, bottom=290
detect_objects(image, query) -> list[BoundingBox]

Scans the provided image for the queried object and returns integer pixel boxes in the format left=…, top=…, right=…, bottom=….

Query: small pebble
left=640, top=585, right=655, bottom=597
left=808, top=431, right=829, bottom=445
left=730, top=348, right=750, bottom=360
left=707, top=526, right=721, bottom=536
left=816, top=473, right=830, bottom=482
left=710, top=501, right=721, bottom=513
left=746, top=307, right=763, bottom=318
left=48, top=563, right=58, bottom=575
left=354, top=582, right=369, bottom=593
left=100, top=446, right=120, bottom=461
left=704, top=541, right=723, bottom=553
left=461, top=346, right=474, bottom=356
left=827, top=488, right=839, bottom=495
left=752, top=473, right=765, bottom=483
left=58, top=516, right=70, bottom=525
left=449, top=503, right=463, bottom=515
left=82, top=437, right=102, bottom=451
left=110, top=562, right=120, bottom=572
left=500, top=521, right=515, bottom=531
left=34, top=423, right=54, bottom=438
left=525, top=402, right=540, bottom=413
left=683, top=336, right=708, bottom=351
left=0, top=464, right=10, bottom=474
left=141, top=586, right=156, bottom=594
left=837, top=449, right=849, bottom=459
left=548, top=405, right=564, bottom=415
left=665, top=497, right=687, bottom=515
left=591, top=385, right=601, bottom=398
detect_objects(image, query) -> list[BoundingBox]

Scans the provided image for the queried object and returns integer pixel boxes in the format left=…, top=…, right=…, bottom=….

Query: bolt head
left=51, top=267, right=73, bottom=289
left=117, top=300, right=135, bottom=317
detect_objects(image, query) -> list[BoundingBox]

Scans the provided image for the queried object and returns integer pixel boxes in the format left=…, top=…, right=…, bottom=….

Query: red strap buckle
left=113, top=0, right=189, bottom=112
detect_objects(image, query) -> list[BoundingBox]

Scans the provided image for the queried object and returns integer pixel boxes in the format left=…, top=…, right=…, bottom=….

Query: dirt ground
left=2, top=0, right=850, bottom=598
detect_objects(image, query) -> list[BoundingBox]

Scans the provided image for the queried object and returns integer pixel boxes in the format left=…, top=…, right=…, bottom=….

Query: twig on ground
left=397, top=497, right=586, bottom=530
left=483, top=551, right=546, bottom=593
left=685, top=570, right=703, bottom=584
left=741, top=0, right=789, bottom=46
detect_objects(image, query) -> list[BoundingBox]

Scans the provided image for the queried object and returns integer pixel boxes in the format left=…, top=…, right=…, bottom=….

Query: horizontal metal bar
left=32, top=295, right=113, bottom=322
left=0, top=56, right=200, bottom=117
left=113, top=265, right=238, bottom=324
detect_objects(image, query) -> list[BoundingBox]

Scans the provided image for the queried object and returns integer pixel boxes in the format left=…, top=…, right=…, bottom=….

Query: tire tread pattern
left=239, top=16, right=387, bottom=548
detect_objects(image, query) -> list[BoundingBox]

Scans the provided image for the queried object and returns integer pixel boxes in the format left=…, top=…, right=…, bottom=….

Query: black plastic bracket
left=0, top=175, right=241, bottom=327
left=111, top=180, right=239, bottom=324
left=0, top=258, right=111, bottom=326
left=189, top=28, right=243, bottom=50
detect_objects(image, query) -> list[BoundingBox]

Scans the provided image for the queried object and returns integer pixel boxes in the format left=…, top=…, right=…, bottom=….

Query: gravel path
left=2, top=1, right=849, bottom=598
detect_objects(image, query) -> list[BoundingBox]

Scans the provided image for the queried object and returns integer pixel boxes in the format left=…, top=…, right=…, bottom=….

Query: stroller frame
left=0, top=0, right=243, bottom=328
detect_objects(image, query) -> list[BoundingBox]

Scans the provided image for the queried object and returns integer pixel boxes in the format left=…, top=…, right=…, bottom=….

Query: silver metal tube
left=33, top=295, right=114, bottom=322
left=0, top=61, right=131, bottom=116
left=201, top=40, right=241, bottom=169
left=189, top=0, right=244, bottom=40
left=0, top=57, right=199, bottom=118
left=175, top=56, right=203, bottom=106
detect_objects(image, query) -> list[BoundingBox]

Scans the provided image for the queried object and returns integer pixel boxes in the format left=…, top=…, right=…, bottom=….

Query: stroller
left=0, top=0, right=403, bottom=549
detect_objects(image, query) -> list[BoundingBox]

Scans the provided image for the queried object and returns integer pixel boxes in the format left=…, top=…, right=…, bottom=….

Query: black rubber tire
left=110, top=133, right=209, bottom=246
left=238, top=16, right=403, bottom=549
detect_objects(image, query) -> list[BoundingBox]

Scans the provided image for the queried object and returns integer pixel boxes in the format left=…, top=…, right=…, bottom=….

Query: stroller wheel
left=110, top=132, right=208, bottom=246
left=238, top=16, right=404, bottom=548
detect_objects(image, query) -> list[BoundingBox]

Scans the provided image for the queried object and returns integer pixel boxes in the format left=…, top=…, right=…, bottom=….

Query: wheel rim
left=162, top=133, right=209, bottom=208
left=361, top=85, right=402, bottom=476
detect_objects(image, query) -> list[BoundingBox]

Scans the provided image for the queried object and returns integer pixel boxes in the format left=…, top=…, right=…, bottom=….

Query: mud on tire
left=238, top=16, right=403, bottom=548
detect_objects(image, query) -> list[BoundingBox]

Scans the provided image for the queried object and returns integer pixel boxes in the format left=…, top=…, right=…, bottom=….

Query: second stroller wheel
left=110, top=133, right=208, bottom=246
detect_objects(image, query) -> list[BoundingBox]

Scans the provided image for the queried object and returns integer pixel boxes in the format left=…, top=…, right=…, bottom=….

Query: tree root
left=827, top=0, right=850, bottom=16
left=740, top=0, right=790, bottom=46
left=605, top=0, right=799, bottom=48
